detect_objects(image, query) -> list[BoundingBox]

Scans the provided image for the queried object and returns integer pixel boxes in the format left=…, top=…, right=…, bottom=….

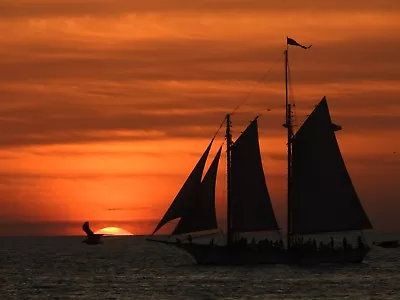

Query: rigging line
left=230, top=53, right=284, bottom=116
left=212, top=115, right=227, bottom=139
left=211, top=52, right=283, bottom=140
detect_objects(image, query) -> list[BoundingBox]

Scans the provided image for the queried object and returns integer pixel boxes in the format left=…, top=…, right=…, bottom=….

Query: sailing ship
left=148, top=38, right=373, bottom=265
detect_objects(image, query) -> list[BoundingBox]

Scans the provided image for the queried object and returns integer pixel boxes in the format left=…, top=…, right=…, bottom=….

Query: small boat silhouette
left=82, top=221, right=103, bottom=245
left=373, top=240, right=399, bottom=248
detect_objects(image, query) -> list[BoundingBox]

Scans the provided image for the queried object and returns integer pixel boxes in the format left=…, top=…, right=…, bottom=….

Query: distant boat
left=374, top=240, right=399, bottom=248
left=82, top=221, right=103, bottom=245
left=148, top=38, right=373, bottom=265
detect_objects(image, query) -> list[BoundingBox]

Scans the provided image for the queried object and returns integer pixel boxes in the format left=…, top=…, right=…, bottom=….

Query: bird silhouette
left=82, top=221, right=103, bottom=245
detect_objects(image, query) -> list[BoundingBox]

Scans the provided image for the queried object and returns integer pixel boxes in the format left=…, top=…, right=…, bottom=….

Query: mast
left=226, top=114, right=233, bottom=245
left=284, top=43, right=293, bottom=249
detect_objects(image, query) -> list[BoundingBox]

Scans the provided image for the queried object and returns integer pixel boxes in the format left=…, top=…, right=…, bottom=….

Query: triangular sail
left=152, top=139, right=213, bottom=234
left=172, top=146, right=222, bottom=235
left=231, top=118, right=279, bottom=232
left=291, top=97, right=372, bottom=235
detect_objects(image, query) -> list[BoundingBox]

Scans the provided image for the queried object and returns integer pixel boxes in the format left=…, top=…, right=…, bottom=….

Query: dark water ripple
left=1, top=236, right=400, bottom=299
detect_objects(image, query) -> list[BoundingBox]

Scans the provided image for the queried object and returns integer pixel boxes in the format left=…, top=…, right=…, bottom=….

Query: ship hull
left=149, top=240, right=369, bottom=265
left=288, top=247, right=370, bottom=265
left=178, top=243, right=288, bottom=265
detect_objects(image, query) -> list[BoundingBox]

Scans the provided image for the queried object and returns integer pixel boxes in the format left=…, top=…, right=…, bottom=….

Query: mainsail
left=291, top=97, right=372, bottom=235
left=230, top=118, right=279, bottom=232
left=152, top=139, right=213, bottom=234
left=172, top=146, right=222, bottom=235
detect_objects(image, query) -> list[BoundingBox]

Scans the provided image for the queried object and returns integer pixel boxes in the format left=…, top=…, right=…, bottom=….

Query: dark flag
left=287, top=37, right=312, bottom=49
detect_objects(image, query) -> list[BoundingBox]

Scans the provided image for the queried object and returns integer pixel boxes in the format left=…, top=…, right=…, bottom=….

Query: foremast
left=225, top=114, right=233, bottom=245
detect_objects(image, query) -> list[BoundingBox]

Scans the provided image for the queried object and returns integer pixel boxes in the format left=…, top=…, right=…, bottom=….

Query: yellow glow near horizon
left=95, top=227, right=134, bottom=236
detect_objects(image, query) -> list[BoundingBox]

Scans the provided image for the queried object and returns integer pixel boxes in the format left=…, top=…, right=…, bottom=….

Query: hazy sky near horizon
left=0, top=0, right=399, bottom=235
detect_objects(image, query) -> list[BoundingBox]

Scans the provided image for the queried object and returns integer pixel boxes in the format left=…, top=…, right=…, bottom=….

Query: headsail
left=230, top=118, right=279, bottom=232
left=152, top=139, right=214, bottom=234
left=172, top=146, right=222, bottom=235
left=291, top=97, right=372, bottom=235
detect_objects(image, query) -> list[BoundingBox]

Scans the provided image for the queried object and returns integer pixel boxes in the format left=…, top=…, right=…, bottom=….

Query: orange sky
left=0, top=0, right=399, bottom=235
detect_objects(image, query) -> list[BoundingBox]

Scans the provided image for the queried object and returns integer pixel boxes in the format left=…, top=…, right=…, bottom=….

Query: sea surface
left=1, top=234, right=400, bottom=299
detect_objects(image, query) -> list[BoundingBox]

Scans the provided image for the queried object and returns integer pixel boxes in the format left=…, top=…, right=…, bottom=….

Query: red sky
left=0, top=0, right=399, bottom=235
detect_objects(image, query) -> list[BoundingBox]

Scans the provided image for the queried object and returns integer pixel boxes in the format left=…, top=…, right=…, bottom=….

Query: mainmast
left=284, top=45, right=293, bottom=249
left=225, top=114, right=233, bottom=245
left=283, top=37, right=312, bottom=248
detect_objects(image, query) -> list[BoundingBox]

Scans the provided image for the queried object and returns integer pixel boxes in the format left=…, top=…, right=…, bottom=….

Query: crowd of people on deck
left=290, top=235, right=366, bottom=253
left=176, top=234, right=366, bottom=253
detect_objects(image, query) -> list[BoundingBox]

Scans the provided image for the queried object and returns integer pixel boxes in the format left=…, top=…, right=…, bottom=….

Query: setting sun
left=95, top=227, right=134, bottom=236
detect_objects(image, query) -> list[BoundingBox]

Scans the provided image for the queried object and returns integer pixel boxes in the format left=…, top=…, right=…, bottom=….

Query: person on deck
left=330, top=236, right=334, bottom=249
left=357, top=236, right=365, bottom=249
left=342, top=237, right=348, bottom=250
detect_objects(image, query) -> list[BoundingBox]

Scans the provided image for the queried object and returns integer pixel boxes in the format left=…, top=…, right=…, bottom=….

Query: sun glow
left=95, top=227, right=133, bottom=236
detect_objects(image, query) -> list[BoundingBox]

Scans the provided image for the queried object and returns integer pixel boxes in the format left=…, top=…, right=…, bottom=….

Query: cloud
left=0, top=0, right=398, bottom=19
left=1, top=36, right=400, bottom=83
left=0, top=78, right=398, bottom=148
left=107, top=206, right=157, bottom=212
left=0, top=172, right=183, bottom=180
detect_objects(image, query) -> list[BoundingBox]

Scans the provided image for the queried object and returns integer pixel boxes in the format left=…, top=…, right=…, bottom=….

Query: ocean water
left=1, top=235, right=400, bottom=299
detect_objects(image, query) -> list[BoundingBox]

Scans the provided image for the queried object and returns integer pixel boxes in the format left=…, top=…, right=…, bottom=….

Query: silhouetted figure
left=357, top=236, right=365, bottom=249
left=330, top=236, right=334, bottom=249
left=188, top=234, right=192, bottom=244
left=342, top=237, right=348, bottom=250
left=319, top=241, right=324, bottom=250
left=279, top=240, right=284, bottom=249
left=82, top=221, right=103, bottom=245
